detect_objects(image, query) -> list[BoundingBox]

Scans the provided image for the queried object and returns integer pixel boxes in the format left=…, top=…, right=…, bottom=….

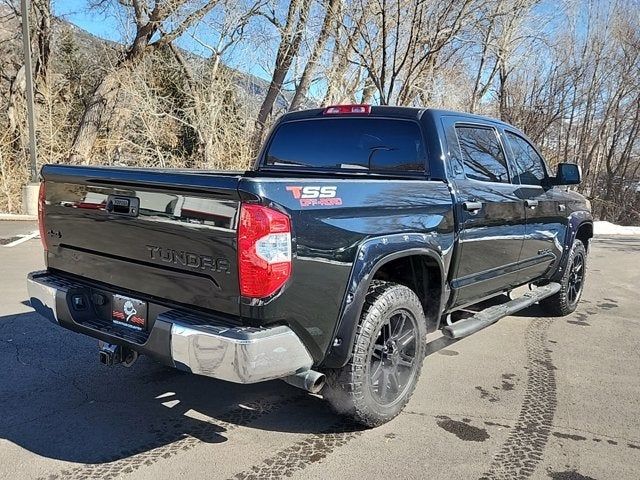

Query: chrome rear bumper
left=170, top=323, right=313, bottom=383
left=27, top=271, right=313, bottom=384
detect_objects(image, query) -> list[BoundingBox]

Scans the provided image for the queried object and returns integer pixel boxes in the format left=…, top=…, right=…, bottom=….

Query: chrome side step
left=443, top=282, right=561, bottom=339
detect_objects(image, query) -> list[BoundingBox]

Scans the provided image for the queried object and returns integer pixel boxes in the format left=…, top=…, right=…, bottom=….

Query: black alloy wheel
left=540, top=240, right=587, bottom=316
left=566, top=250, right=585, bottom=305
left=368, top=310, right=419, bottom=406
left=322, top=281, right=427, bottom=427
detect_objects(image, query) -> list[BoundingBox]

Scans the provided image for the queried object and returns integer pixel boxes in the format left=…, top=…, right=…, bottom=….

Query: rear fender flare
left=321, top=233, right=447, bottom=369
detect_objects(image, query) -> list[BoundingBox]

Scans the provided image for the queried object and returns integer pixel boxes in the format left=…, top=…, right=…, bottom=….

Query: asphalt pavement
left=0, top=221, right=638, bottom=480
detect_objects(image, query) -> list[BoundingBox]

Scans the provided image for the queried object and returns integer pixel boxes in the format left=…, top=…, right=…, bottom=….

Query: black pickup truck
left=28, top=106, right=592, bottom=426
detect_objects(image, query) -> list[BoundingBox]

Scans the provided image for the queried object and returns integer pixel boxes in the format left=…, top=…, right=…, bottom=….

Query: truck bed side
left=40, top=165, right=455, bottom=364
left=238, top=176, right=455, bottom=361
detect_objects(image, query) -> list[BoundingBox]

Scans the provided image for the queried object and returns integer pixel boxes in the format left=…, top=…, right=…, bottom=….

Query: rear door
left=442, top=118, right=527, bottom=307
left=502, top=130, right=567, bottom=283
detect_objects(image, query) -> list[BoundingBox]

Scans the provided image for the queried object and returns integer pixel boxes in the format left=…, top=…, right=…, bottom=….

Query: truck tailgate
left=41, top=165, right=242, bottom=317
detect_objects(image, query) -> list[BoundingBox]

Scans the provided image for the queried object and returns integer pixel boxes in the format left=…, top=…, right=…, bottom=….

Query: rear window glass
left=455, top=126, right=509, bottom=183
left=264, top=118, right=426, bottom=172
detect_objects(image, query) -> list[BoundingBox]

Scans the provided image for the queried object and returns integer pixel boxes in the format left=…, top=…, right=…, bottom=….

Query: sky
left=51, top=0, right=577, bottom=103
left=51, top=0, right=280, bottom=83
left=53, top=0, right=123, bottom=43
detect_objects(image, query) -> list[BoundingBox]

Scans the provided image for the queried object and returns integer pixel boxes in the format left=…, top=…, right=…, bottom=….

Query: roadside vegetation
left=1, top=0, right=638, bottom=223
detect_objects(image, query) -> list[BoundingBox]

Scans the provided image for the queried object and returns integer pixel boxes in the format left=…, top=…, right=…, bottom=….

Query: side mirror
left=553, top=163, right=581, bottom=185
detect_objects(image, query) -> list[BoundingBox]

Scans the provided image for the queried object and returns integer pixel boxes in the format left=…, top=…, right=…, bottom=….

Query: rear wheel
left=323, top=281, right=427, bottom=427
left=540, top=240, right=587, bottom=316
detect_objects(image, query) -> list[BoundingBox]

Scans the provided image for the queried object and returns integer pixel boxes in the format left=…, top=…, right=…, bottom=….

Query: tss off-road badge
left=286, top=185, right=343, bottom=207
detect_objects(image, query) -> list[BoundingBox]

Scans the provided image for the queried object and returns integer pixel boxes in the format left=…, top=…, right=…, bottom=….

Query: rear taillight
left=323, top=104, right=371, bottom=115
left=238, top=204, right=292, bottom=298
left=37, top=181, right=47, bottom=252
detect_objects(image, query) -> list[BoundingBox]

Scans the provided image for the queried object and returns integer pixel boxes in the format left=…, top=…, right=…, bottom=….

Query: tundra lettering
left=146, top=245, right=230, bottom=274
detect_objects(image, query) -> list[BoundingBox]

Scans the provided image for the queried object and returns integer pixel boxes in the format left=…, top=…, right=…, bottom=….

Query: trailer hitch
left=99, top=341, right=139, bottom=367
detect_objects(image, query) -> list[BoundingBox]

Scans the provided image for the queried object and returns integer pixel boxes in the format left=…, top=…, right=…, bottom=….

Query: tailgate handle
left=106, top=196, right=140, bottom=217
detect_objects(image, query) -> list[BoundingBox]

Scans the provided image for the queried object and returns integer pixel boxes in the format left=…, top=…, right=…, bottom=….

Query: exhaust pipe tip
left=283, top=370, right=326, bottom=394
left=122, top=349, right=139, bottom=368
left=306, top=372, right=326, bottom=394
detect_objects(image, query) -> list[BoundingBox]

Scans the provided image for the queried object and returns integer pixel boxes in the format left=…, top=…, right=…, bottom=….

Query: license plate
left=111, top=294, right=147, bottom=331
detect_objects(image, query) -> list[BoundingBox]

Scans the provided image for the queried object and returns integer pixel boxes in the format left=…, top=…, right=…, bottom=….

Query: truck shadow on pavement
left=0, top=302, right=531, bottom=468
left=0, top=310, right=355, bottom=466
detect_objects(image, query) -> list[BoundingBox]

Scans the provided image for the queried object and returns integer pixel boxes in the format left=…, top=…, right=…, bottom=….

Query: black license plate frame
left=111, top=294, right=148, bottom=331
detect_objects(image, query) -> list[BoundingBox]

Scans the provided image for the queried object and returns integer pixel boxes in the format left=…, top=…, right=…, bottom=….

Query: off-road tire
left=540, top=240, right=587, bottom=316
left=322, top=281, right=427, bottom=427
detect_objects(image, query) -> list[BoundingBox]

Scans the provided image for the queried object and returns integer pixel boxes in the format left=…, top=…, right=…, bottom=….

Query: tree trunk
left=470, top=21, right=494, bottom=113
left=5, top=0, right=52, bottom=168
left=498, top=59, right=509, bottom=122
left=33, top=0, right=51, bottom=85
left=360, top=72, right=376, bottom=103
left=69, top=24, right=153, bottom=163
left=251, top=0, right=311, bottom=152
left=68, top=0, right=219, bottom=162
left=289, top=0, right=339, bottom=111
left=7, top=65, right=26, bottom=136
left=323, top=4, right=366, bottom=105
left=69, top=71, right=123, bottom=163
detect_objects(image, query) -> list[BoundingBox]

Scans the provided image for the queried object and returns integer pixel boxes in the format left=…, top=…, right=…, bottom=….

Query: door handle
left=462, top=201, right=483, bottom=213
left=525, top=199, right=539, bottom=208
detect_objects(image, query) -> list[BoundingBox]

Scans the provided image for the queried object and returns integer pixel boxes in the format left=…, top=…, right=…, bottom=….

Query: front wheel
left=540, top=240, right=587, bottom=316
left=323, top=281, right=427, bottom=427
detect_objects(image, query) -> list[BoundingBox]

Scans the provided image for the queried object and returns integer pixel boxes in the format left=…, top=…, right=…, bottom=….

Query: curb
left=0, top=214, right=38, bottom=221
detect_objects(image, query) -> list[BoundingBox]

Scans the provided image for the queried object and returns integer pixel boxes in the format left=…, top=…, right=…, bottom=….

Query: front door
left=502, top=130, right=567, bottom=284
left=443, top=119, right=527, bottom=307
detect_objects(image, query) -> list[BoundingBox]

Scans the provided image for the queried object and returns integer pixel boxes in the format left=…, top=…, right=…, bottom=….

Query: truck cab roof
left=279, top=105, right=511, bottom=130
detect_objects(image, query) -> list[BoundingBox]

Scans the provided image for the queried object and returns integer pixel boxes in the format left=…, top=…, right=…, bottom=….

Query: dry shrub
left=106, top=53, right=254, bottom=171
left=188, top=69, right=255, bottom=171
left=0, top=132, right=29, bottom=213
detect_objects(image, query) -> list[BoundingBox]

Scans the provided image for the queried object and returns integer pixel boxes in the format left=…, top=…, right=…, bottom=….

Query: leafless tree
left=251, top=0, right=312, bottom=151
left=70, top=0, right=222, bottom=162
left=345, top=0, right=476, bottom=105
left=289, top=0, right=340, bottom=110
left=1, top=0, right=638, bottom=222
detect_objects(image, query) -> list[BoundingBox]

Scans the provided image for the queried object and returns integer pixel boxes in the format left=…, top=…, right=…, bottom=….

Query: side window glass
left=455, top=126, right=509, bottom=183
left=506, top=132, right=547, bottom=186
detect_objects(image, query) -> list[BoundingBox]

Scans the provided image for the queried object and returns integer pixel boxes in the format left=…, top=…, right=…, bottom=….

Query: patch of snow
left=594, top=221, right=640, bottom=236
